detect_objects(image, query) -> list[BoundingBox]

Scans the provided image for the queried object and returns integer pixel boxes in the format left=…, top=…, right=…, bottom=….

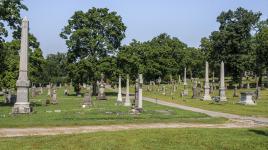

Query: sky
left=16, top=0, right=268, bottom=56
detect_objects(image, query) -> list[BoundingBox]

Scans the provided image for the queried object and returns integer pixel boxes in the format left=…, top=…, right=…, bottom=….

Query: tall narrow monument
left=137, top=74, right=143, bottom=111
left=183, top=67, right=187, bottom=86
left=117, top=75, right=123, bottom=102
left=12, top=17, right=31, bottom=114
left=202, top=61, right=212, bottom=100
left=219, top=61, right=227, bottom=101
left=124, top=74, right=131, bottom=106
left=183, top=67, right=188, bottom=96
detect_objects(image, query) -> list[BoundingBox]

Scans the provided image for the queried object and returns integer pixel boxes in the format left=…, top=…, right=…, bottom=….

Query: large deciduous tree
left=204, top=7, right=261, bottom=85
left=60, top=7, right=126, bottom=94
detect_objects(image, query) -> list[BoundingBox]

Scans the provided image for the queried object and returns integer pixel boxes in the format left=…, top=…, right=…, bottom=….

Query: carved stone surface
left=97, top=73, right=107, bottom=100
left=117, top=75, right=123, bottom=102
left=240, top=92, right=256, bottom=105
left=219, top=61, right=227, bottom=101
left=202, top=61, right=212, bottom=101
left=124, top=74, right=131, bottom=106
left=12, top=17, right=31, bottom=114
left=51, top=89, right=58, bottom=104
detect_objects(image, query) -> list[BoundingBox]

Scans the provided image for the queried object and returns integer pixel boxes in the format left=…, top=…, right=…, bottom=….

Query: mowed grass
left=0, top=87, right=226, bottom=128
left=128, top=82, right=268, bottom=117
left=0, top=128, right=267, bottom=150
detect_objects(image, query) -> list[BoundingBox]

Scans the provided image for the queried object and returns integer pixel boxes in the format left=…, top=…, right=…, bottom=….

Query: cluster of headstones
left=116, top=74, right=143, bottom=113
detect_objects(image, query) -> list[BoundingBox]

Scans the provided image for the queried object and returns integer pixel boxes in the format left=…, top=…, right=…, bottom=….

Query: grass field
left=127, top=82, right=268, bottom=117
left=0, top=87, right=226, bottom=128
left=0, top=128, right=267, bottom=150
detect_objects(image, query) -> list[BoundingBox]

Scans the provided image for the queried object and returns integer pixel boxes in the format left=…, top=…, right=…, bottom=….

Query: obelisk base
left=13, top=80, right=31, bottom=114
left=219, top=88, right=227, bottom=101
left=202, top=87, right=212, bottom=101
left=12, top=102, right=31, bottom=114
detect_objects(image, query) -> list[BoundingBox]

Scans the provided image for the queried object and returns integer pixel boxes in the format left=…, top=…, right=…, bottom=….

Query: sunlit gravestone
left=219, top=61, right=227, bottom=101
left=124, top=74, right=131, bottom=106
left=202, top=61, right=212, bottom=100
left=12, top=17, right=31, bottom=114
left=117, top=75, right=123, bottom=103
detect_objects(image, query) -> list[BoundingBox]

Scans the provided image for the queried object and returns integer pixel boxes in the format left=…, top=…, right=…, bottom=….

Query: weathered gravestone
left=202, top=61, right=212, bottom=101
left=12, top=17, right=31, bottom=114
left=117, top=75, right=123, bottom=103
left=97, top=73, right=107, bottom=100
left=219, top=61, right=227, bottom=101
left=124, top=74, right=131, bottom=106
left=51, top=88, right=58, bottom=104
left=182, top=67, right=188, bottom=96
left=240, top=92, right=256, bottom=105
left=82, top=87, right=92, bottom=108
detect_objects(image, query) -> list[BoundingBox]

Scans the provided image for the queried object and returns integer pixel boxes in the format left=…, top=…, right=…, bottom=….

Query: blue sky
left=18, top=0, right=268, bottom=56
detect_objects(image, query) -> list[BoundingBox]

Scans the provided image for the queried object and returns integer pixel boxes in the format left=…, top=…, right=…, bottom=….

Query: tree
left=0, top=0, right=28, bottom=89
left=43, top=52, right=68, bottom=84
left=60, top=7, right=126, bottom=93
left=207, top=7, right=261, bottom=85
left=255, top=19, right=268, bottom=84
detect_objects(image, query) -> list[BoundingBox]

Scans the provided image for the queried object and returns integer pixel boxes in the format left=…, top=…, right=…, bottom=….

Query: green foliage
left=117, top=33, right=205, bottom=82
left=0, top=0, right=28, bottom=42
left=42, top=52, right=68, bottom=84
left=202, top=7, right=261, bottom=84
left=60, top=7, right=126, bottom=92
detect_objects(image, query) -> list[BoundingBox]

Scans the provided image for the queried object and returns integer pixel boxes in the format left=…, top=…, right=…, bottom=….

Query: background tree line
left=1, top=1, right=268, bottom=94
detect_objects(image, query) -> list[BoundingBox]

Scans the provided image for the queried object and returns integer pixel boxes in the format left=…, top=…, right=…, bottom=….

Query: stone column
left=117, top=75, right=122, bottom=102
left=183, top=67, right=187, bottom=86
left=202, top=61, right=211, bottom=100
left=124, top=74, right=131, bottom=106
left=219, top=61, right=227, bottom=101
left=12, top=17, right=31, bottom=114
left=192, top=80, right=198, bottom=98
left=137, top=74, right=143, bottom=109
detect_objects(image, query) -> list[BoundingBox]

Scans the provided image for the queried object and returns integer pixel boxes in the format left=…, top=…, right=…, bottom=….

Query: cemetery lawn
left=0, top=88, right=226, bottom=128
left=0, top=128, right=267, bottom=150
left=134, top=84, right=268, bottom=117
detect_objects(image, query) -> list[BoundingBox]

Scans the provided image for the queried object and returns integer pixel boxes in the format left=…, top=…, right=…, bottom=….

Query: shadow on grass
left=106, top=92, right=117, bottom=96
left=0, top=102, right=13, bottom=107
left=249, top=129, right=268, bottom=137
left=30, top=102, right=43, bottom=107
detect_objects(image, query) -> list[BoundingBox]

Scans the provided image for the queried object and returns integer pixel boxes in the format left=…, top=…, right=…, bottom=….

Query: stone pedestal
left=240, top=92, right=256, bottom=105
left=12, top=17, right=31, bottom=114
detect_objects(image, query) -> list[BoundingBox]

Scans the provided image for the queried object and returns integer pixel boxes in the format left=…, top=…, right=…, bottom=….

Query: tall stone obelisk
left=117, top=75, right=122, bottom=102
left=183, top=67, right=188, bottom=96
left=202, top=61, right=212, bottom=100
left=137, top=74, right=143, bottom=110
left=13, top=17, right=31, bottom=114
left=183, top=68, right=187, bottom=86
left=219, top=61, right=227, bottom=101
left=124, top=74, right=131, bottom=106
